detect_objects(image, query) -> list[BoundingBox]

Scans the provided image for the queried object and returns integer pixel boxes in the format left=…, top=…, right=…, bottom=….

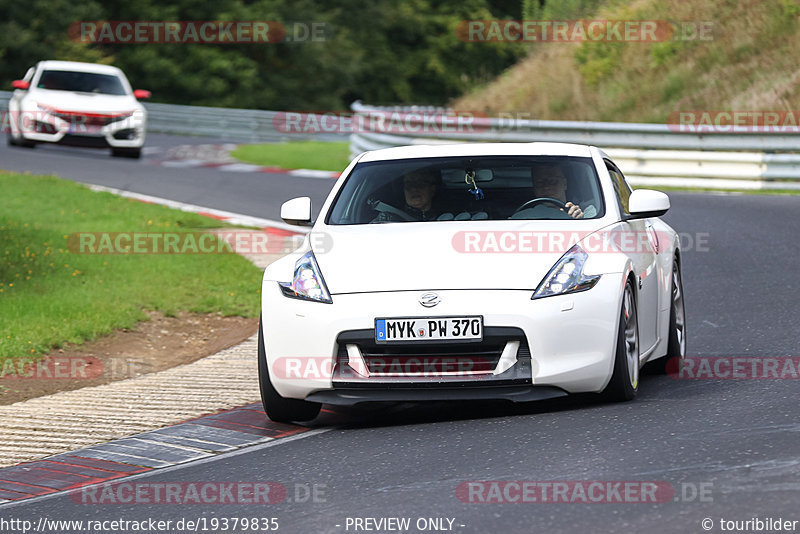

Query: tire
left=9, top=134, right=36, bottom=148
left=111, top=147, right=142, bottom=159
left=602, top=280, right=640, bottom=401
left=257, top=316, right=320, bottom=423
left=9, top=126, right=35, bottom=148
left=7, top=112, right=35, bottom=147
left=648, top=259, right=687, bottom=374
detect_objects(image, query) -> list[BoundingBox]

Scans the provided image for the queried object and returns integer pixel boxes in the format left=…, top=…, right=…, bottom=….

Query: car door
left=605, top=160, right=659, bottom=353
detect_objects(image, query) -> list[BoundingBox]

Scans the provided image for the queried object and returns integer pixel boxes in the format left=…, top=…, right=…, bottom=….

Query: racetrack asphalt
left=0, top=134, right=333, bottom=221
left=1, top=135, right=799, bottom=533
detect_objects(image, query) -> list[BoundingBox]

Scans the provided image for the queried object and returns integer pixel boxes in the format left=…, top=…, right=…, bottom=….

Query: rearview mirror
left=474, top=169, right=493, bottom=182
left=133, top=89, right=151, bottom=99
left=627, top=189, right=670, bottom=220
left=441, top=168, right=494, bottom=184
left=281, top=197, right=313, bottom=226
left=11, top=80, right=29, bottom=90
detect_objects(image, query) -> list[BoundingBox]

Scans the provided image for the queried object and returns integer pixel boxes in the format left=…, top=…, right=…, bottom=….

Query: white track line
left=84, top=183, right=309, bottom=233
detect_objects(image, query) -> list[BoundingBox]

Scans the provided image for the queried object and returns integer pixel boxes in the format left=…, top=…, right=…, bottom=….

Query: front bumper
left=306, top=385, right=568, bottom=405
left=18, top=109, right=146, bottom=148
left=261, top=275, right=623, bottom=403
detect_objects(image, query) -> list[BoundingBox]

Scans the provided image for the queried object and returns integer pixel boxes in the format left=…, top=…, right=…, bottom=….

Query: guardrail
left=3, top=87, right=799, bottom=190
left=0, top=90, right=345, bottom=143
left=349, top=102, right=800, bottom=191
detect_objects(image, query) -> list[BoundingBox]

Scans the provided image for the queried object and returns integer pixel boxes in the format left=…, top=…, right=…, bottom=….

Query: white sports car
left=7, top=60, right=149, bottom=158
left=259, top=143, right=686, bottom=422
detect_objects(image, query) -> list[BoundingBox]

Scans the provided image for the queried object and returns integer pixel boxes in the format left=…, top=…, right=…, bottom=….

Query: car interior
left=327, top=156, right=605, bottom=224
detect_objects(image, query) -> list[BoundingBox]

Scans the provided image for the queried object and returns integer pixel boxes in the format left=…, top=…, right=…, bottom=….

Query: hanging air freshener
left=465, top=169, right=485, bottom=200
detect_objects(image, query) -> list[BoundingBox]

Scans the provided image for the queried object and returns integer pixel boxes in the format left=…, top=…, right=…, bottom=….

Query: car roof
left=357, top=142, right=595, bottom=162
left=36, top=61, right=123, bottom=76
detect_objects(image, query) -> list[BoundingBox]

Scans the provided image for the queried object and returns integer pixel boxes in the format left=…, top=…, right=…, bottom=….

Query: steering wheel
left=512, top=197, right=567, bottom=214
left=368, top=198, right=417, bottom=222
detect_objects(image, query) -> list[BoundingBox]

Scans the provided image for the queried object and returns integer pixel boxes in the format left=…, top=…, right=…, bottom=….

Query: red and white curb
left=84, top=184, right=308, bottom=265
left=86, top=184, right=308, bottom=235
left=0, top=403, right=330, bottom=504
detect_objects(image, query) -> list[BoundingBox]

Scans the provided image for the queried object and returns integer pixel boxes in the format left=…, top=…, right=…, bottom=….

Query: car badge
left=419, top=292, right=441, bottom=308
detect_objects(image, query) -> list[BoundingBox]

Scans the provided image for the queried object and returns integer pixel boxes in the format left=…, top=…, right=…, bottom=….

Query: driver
left=371, top=169, right=442, bottom=222
left=531, top=164, right=593, bottom=219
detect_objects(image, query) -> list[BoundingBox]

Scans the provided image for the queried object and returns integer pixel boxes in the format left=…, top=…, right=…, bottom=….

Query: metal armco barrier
left=3, top=88, right=799, bottom=190
left=348, top=102, right=800, bottom=191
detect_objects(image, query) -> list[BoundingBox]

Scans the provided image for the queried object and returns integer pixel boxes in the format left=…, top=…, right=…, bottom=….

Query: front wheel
left=8, top=132, right=35, bottom=148
left=602, top=280, right=639, bottom=401
left=648, top=259, right=687, bottom=374
left=258, top=317, right=320, bottom=423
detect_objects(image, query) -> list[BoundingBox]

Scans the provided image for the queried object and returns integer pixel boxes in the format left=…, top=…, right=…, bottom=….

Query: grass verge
left=0, top=171, right=262, bottom=362
left=230, top=141, right=351, bottom=172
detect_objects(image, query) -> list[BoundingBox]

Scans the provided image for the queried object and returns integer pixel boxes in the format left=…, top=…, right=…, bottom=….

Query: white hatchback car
left=7, top=60, right=149, bottom=158
left=260, top=143, right=686, bottom=422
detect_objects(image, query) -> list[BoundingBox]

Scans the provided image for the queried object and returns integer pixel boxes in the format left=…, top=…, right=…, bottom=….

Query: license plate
left=375, top=316, right=483, bottom=343
left=69, top=123, right=103, bottom=135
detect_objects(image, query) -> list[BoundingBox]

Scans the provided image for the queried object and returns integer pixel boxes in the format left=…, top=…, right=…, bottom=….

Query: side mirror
left=627, top=189, right=670, bottom=220
left=11, top=80, right=29, bottom=90
left=133, top=89, right=151, bottom=99
left=281, top=197, right=313, bottom=226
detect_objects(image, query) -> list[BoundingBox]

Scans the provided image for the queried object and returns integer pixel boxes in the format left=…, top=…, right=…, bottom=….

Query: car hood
left=313, top=220, right=610, bottom=294
left=30, top=90, right=141, bottom=114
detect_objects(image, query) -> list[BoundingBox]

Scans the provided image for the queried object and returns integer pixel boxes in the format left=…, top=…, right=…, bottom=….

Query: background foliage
left=0, top=0, right=524, bottom=110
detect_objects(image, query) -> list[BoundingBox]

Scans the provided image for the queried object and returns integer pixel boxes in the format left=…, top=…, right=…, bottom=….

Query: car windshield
left=36, top=70, right=127, bottom=95
left=326, top=155, right=605, bottom=224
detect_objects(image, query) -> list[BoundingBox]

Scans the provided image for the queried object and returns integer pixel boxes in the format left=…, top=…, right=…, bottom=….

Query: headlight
left=279, top=251, right=332, bottom=303
left=532, top=244, right=600, bottom=299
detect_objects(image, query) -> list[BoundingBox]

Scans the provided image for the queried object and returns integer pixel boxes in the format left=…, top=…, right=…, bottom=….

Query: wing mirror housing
left=626, top=189, right=670, bottom=220
left=281, top=197, right=313, bottom=226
